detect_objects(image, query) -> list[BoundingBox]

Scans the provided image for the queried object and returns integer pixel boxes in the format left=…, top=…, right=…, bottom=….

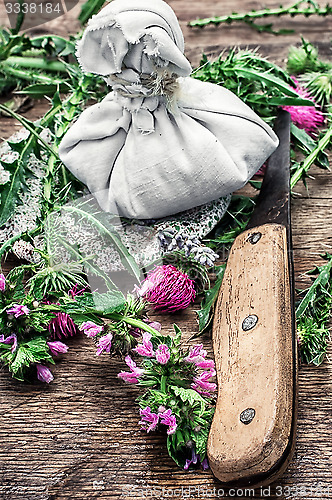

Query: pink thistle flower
left=36, top=364, right=54, bottom=383
left=139, top=406, right=160, bottom=432
left=118, top=355, right=144, bottom=384
left=195, top=358, right=215, bottom=369
left=7, top=304, right=30, bottom=318
left=191, top=369, right=217, bottom=397
left=282, top=77, right=324, bottom=134
left=80, top=321, right=104, bottom=338
left=0, top=273, right=5, bottom=292
left=133, top=332, right=155, bottom=357
left=47, top=341, right=68, bottom=356
left=185, top=344, right=215, bottom=369
left=159, top=408, right=177, bottom=435
left=0, top=333, right=18, bottom=353
left=155, top=344, right=170, bottom=364
left=48, top=312, right=78, bottom=340
left=137, top=265, right=196, bottom=313
left=96, top=332, right=113, bottom=356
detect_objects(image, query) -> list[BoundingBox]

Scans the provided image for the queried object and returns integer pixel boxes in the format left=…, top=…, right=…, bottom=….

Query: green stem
left=291, top=124, right=332, bottom=189
left=160, top=375, right=167, bottom=393
left=189, top=1, right=332, bottom=27
left=0, top=65, right=63, bottom=85
left=107, top=313, right=164, bottom=337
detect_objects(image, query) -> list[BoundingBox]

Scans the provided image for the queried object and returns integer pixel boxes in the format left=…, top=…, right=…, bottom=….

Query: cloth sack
left=59, top=0, right=279, bottom=220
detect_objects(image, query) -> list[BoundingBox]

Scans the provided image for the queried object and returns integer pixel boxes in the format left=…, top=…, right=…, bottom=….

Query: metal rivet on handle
left=247, top=232, right=262, bottom=244
left=240, top=408, right=256, bottom=425
left=242, top=314, right=258, bottom=331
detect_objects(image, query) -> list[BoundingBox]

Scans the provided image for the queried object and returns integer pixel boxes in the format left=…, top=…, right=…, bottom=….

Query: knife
left=207, top=110, right=298, bottom=487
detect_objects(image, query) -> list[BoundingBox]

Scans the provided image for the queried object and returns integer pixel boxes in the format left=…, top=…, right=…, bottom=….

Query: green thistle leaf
left=1, top=336, right=54, bottom=381
left=171, top=386, right=207, bottom=414
left=60, top=290, right=126, bottom=316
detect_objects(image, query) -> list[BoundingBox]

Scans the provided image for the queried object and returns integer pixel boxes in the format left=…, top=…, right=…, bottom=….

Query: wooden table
left=0, top=1, right=331, bottom=499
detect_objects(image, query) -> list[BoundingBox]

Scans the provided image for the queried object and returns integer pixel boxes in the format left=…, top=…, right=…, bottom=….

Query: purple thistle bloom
left=282, top=77, right=324, bottom=135
left=0, top=333, right=18, bottom=353
left=137, top=265, right=196, bottom=313
left=7, top=304, right=30, bottom=318
left=36, top=364, right=54, bottom=383
left=155, top=344, right=170, bottom=365
left=133, top=332, right=155, bottom=357
left=48, top=312, right=78, bottom=340
left=96, top=332, right=113, bottom=356
left=118, top=355, right=144, bottom=384
left=139, top=406, right=160, bottom=432
left=47, top=341, right=68, bottom=356
left=80, top=321, right=104, bottom=338
left=192, top=369, right=217, bottom=397
left=159, top=408, right=177, bottom=435
left=0, top=273, right=5, bottom=292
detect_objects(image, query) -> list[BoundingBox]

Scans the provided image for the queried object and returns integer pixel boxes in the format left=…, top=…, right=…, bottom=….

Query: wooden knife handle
left=207, top=223, right=298, bottom=487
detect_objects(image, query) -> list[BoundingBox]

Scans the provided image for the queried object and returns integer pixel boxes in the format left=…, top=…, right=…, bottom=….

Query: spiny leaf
left=196, top=265, right=225, bottom=333
left=296, top=258, right=332, bottom=317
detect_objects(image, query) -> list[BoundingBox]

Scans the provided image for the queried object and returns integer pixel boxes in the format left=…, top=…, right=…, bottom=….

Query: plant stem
left=160, top=375, right=167, bottom=393
left=291, top=124, right=332, bottom=188
left=189, top=1, right=332, bottom=28
left=4, top=57, right=69, bottom=72
left=107, top=313, right=164, bottom=337
left=0, top=65, right=63, bottom=85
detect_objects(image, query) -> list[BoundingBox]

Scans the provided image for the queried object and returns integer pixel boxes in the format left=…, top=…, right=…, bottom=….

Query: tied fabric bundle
left=59, top=0, right=279, bottom=220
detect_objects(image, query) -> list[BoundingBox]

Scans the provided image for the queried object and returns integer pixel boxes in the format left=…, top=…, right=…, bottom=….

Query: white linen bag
left=59, top=0, right=279, bottom=220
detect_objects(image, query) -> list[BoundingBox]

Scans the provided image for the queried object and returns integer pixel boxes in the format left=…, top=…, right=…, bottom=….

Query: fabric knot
left=113, top=93, right=159, bottom=134
left=140, top=71, right=179, bottom=99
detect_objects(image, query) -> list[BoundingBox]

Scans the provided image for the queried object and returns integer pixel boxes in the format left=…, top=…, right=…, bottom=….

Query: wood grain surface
left=0, top=1, right=332, bottom=499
